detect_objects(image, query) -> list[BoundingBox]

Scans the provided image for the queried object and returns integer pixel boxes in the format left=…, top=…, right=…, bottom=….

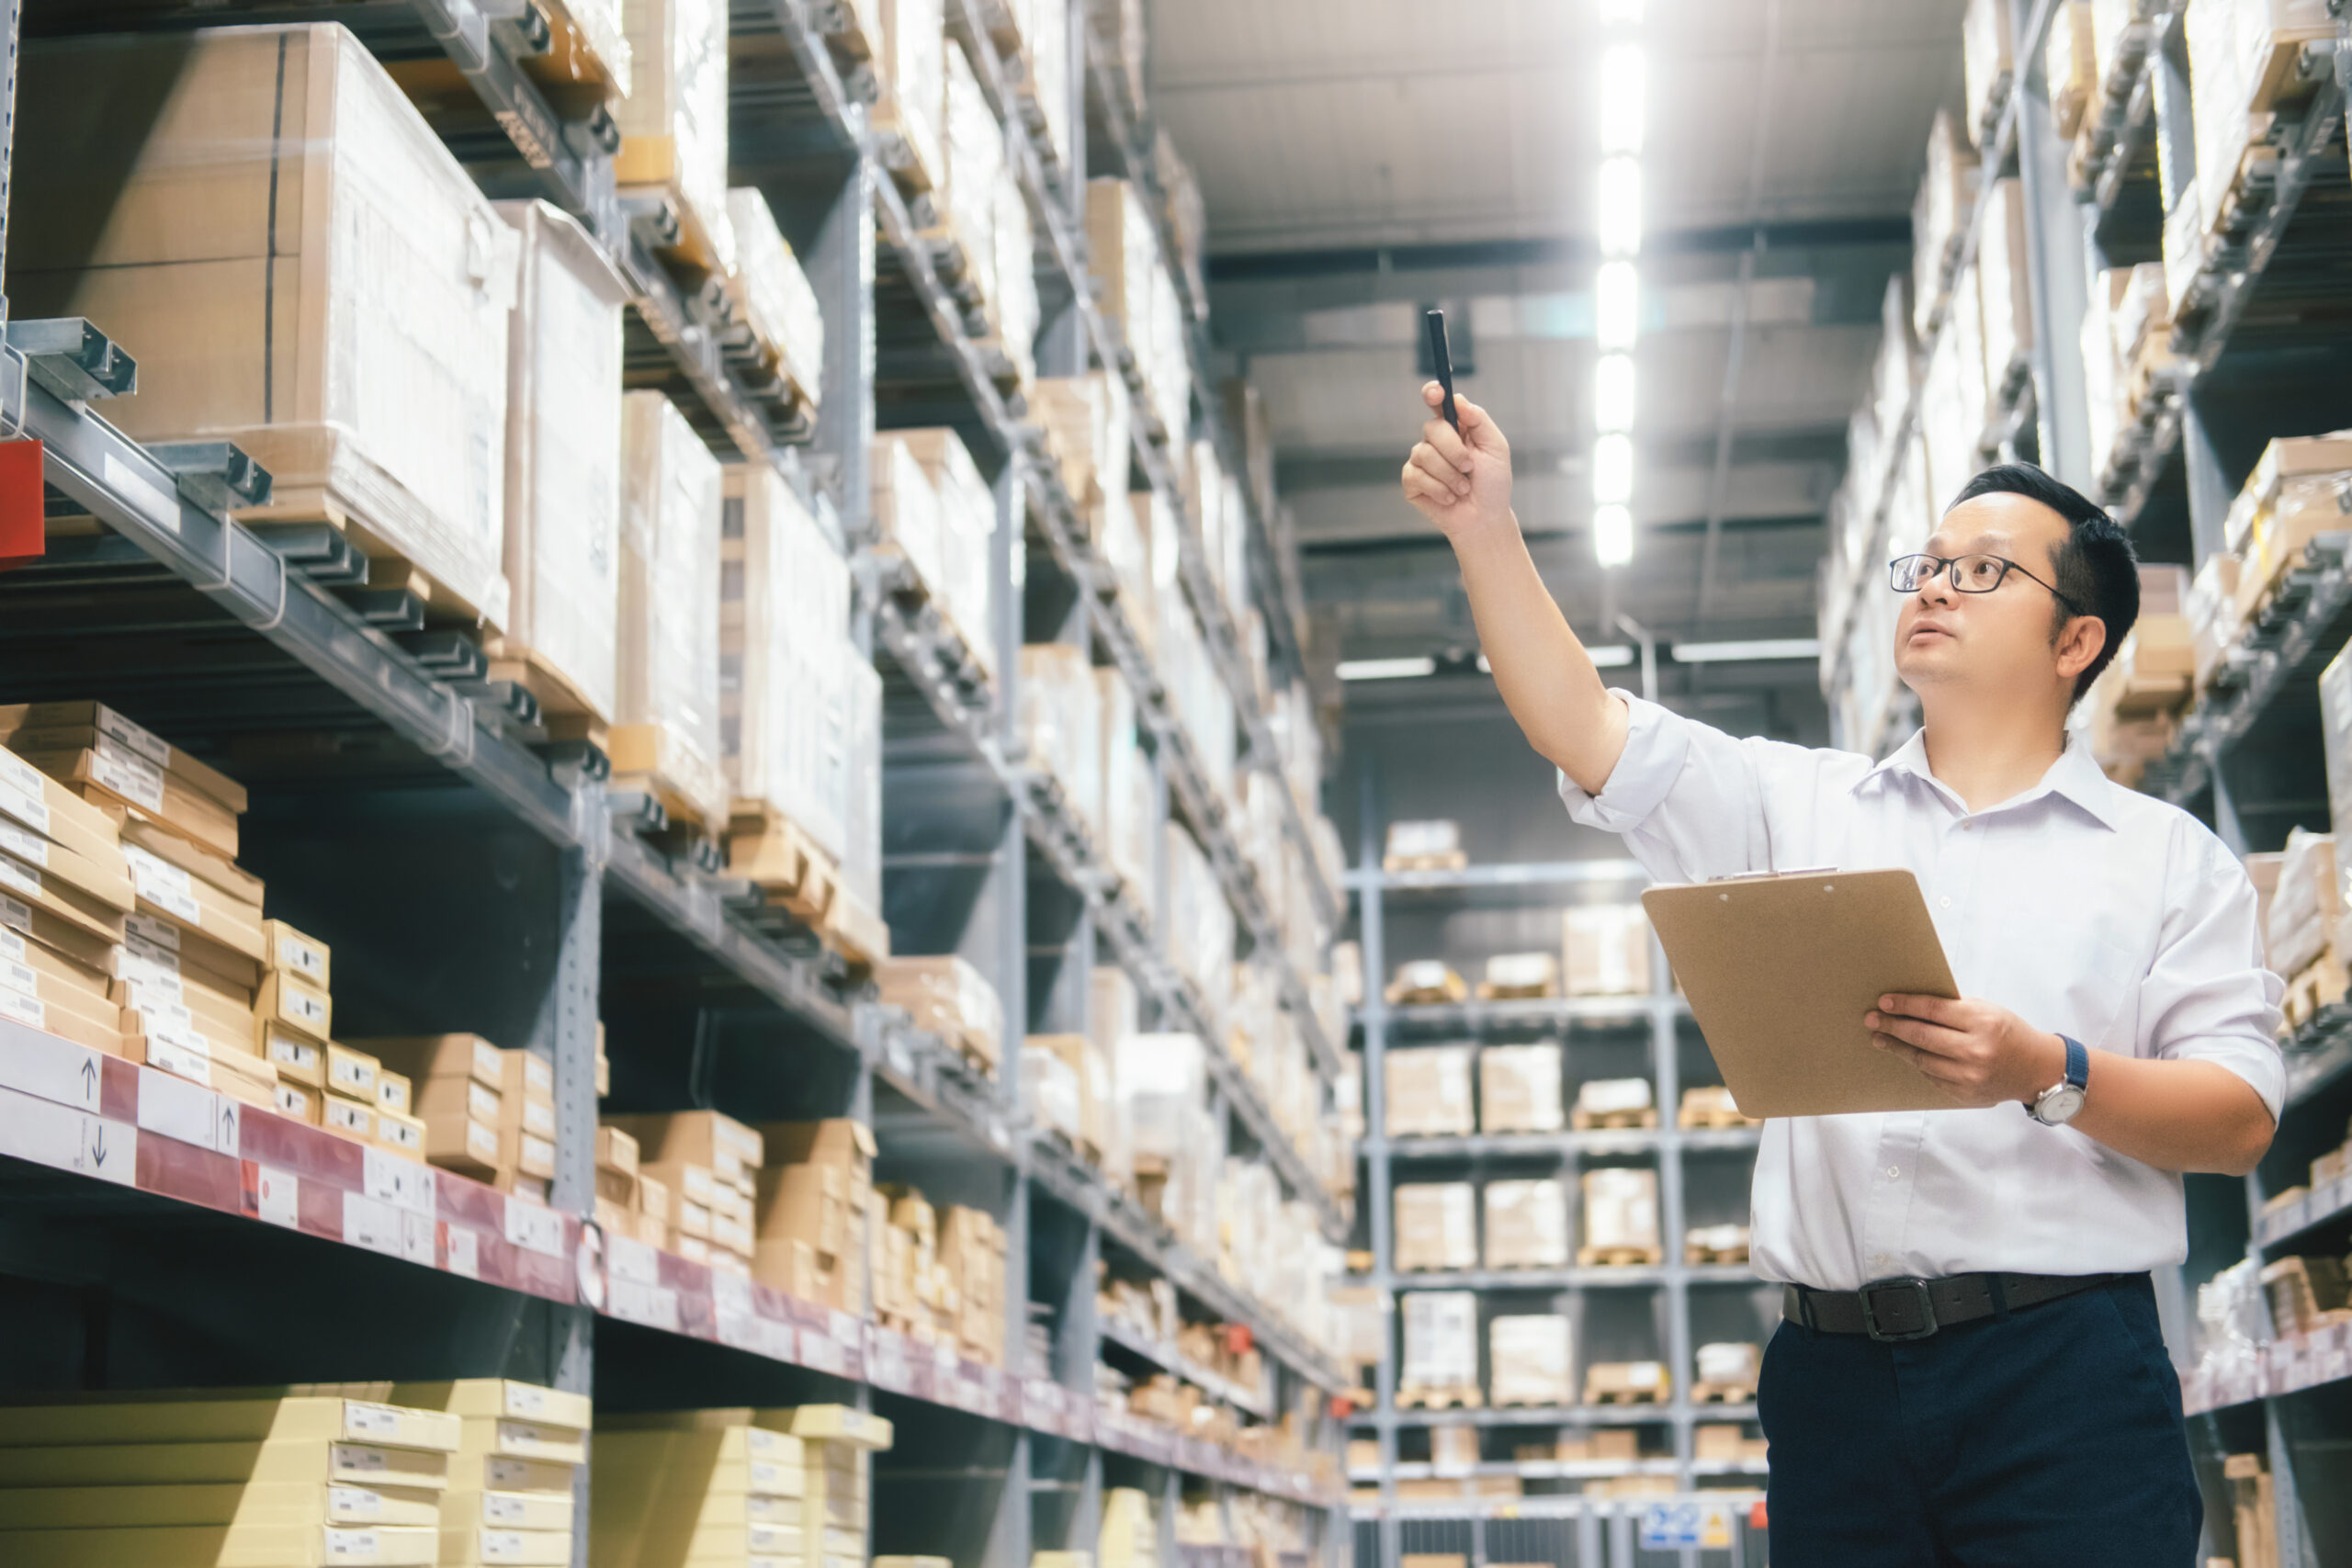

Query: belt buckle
left=1860, top=1277, right=1939, bottom=1342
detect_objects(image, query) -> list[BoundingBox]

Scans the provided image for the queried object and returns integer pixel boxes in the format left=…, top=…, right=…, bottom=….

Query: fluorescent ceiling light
left=1480, top=647, right=1634, bottom=671
left=1671, top=637, right=1824, bottom=663
left=1597, top=156, right=1643, bottom=256
left=1593, top=503, right=1634, bottom=568
left=1599, top=45, right=1645, bottom=153
left=1591, top=434, right=1634, bottom=505
left=1594, top=262, right=1639, bottom=349
left=1596, top=0, right=1642, bottom=21
left=1593, top=353, right=1636, bottom=433
left=1338, top=656, right=1438, bottom=682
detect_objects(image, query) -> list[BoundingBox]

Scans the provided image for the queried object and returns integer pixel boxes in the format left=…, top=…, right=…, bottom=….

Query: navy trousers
left=1758, top=1273, right=2202, bottom=1565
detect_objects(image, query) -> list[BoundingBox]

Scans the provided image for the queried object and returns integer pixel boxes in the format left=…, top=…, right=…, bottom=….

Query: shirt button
left=1886, top=1167, right=1900, bottom=1179
left=1939, top=896, right=1952, bottom=909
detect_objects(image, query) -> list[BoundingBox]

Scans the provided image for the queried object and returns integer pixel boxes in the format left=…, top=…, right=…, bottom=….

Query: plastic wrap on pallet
left=617, top=392, right=728, bottom=828
left=1101, top=491, right=1156, bottom=655
left=873, top=433, right=946, bottom=608
left=723, top=463, right=853, bottom=863
left=1910, top=109, right=1979, bottom=340
left=992, top=171, right=1039, bottom=390
left=496, top=198, right=628, bottom=724
left=1484, top=1178, right=1569, bottom=1269
left=1018, top=645, right=1103, bottom=838
left=1976, top=178, right=2033, bottom=399
left=1097, top=669, right=1153, bottom=897
left=616, top=0, right=731, bottom=269
left=1114, top=1030, right=1205, bottom=1168
left=841, top=653, right=883, bottom=914
left=1962, top=0, right=2015, bottom=148
left=1398, top=1291, right=1479, bottom=1392
left=897, top=429, right=1000, bottom=682
left=15, top=24, right=518, bottom=629
left=876, top=0, right=946, bottom=188
left=943, top=43, right=1001, bottom=301
left=2187, top=0, right=2335, bottom=256
left=723, top=187, right=825, bottom=405
left=1022, top=0, right=1071, bottom=169
left=1164, top=824, right=1235, bottom=1021
left=1489, top=1315, right=1575, bottom=1408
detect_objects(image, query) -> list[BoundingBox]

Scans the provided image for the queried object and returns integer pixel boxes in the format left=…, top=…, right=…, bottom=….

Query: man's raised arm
left=1402, top=382, right=1630, bottom=795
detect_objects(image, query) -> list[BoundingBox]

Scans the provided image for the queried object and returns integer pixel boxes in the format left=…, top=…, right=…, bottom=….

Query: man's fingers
left=1864, top=1011, right=1968, bottom=1056
left=1454, top=396, right=1502, bottom=449
left=1400, top=463, right=1454, bottom=511
left=1422, top=380, right=1445, bottom=408
left=1873, top=1033, right=1953, bottom=1080
left=1420, top=419, right=1473, bottom=473
left=1410, top=445, right=1470, bottom=498
left=1880, top=993, right=1960, bottom=1023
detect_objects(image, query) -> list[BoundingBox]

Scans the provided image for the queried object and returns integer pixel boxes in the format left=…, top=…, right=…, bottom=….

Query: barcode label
left=125, top=914, right=182, bottom=953
left=90, top=741, right=164, bottom=813
left=0, top=986, right=42, bottom=1029
left=345, top=1404, right=401, bottom=1438
left=0, top=852, right=39, bottom=899
left=0, top=822, right=49, bottom=868
left=0, top=894, right=28, bottom=935
left=125, top=846, right=202, bottom=921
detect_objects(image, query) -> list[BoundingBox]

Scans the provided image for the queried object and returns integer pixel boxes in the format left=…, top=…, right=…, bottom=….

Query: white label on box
left=480, top=1529, right=526, bottom=1562
left=608, top=1277, right=681, bottom=1331
left=522, top=1053, right=553, bottom=1096
left=255, top=1165, right=300, bottom=1227
left=138, top=1055, right=221, bottom=1141
left=1, top=959, right=40, bottom=998
left=345, top=1404, right=401, bottom=1438
left=503, top=1383, right=549, bottom=1420
left=0, top=781, right=44, bottom=840
left=329, top=1487, right=381, bottom=1522
left=401, top=1209, right=435, bottom=1266
left=268, top=1032, right=321, bottom=1074
left=0, top=929, right=21, bottom=964
left=364, top=1146, right=435, bottom=1215
left=343, top=1195, right=405, bottom=1259
left=126, top=914, right=181, bottom=953
left=523, top=1098, right=557, bottom=1139
left=120, top=948, right=183, bottom=995
left=89, top=705, right=169, bottom=767
left=103, top=453, right=182, bottom=536
left=271, top=1083, right=309, bottom=1120
left=472, top=1039, right=503, bottom=1083
left=324, top=1099, right=371, bottom=1136
left=504, top=1196, right=566, bottom=1258
left=0, top=852, right=39, bottom=900
left=0, top=893, right=28, bottom=937
left=0, top=1022, right=103, bottom=1112
left=127, top=990, right=196, bottom=1036
left=90, top=742, right=164, bottom=814
left=0, top=986, right=41, bottom=1030
left=330, top=1055, right=372, bottom=1094
left=0, top=822, right=49, bottom=870
left=446, top=1226, right=481, bottom=1279
left=381, top=1117, right=422, bottom=1154
left=277, top=932, right=328, bottom=982
left=123, top=845, right=202, bottom=921
left=148, top=1021, right=218, bottom=1060
left=606, top=1233, right=659, bottom=1285
left=285, top=987, right=329, bottom=1031
left=713, top=1268, right=752, bottom=1319
left=322, top=1526, right=379, bottom=1562
left=467, top=1081, right=499, bottom=1122
left=481, top=1494, right=528, bottom=1525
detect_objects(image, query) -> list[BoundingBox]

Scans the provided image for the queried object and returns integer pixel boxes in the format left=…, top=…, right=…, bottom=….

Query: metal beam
left=1277, top=429, right=1849, bottom=495
left=1206, top=217, right=1913, bottom=283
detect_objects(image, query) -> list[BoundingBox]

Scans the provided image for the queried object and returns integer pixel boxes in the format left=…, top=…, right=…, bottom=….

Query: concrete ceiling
left=1153, top=0, right=1968, bottom=677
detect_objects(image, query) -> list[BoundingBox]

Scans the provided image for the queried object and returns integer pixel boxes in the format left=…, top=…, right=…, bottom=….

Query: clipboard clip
left=1707, top=867, right=1838, bottom=883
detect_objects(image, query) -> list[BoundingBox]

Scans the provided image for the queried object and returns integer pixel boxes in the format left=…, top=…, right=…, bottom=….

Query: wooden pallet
left=1476, top=981, right=1560, bottom=1001
left=1583, top=1383, right=1669, bottom=1407
left=1382, top=851, right=1468, bottom=874
left=2283, top=954, right=2349, bottom=1034
left=729, top=805, right=841, bottom=927
left=1691, top=1381, right=1758, bottom=1405
left=1685, top=1245, right=1752, bottom=1267
left=482, top=642, right=611, bottom=750
left=232, top=468, right=509, bottom=635
left=1570, top=1106, right=1659, bottom=1133
left=1396, top=1384, right=1483, bottom=1410
left=1577, top=1246, right=1665, bottom=1269
left=1492, top=1389, right=1577, bottom=1409
left=613, top=172, right=731, bottom=279
left=606, top=727, right=727, bottom=836
left=1679, top=1104, right=1760, bottom=1131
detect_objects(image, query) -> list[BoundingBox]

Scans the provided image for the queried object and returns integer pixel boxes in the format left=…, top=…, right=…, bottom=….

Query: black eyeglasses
left=1888, top=553, right=2082, bottom=615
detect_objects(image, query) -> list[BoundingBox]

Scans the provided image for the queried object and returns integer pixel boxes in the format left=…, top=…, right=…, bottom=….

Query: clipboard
left=1640, top=867, right=1961, bottom=1117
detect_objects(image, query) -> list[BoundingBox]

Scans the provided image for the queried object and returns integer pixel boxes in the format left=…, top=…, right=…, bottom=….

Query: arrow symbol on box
left=90, top=1125, right=108, bottom=1168
left=81, top=1059, right=96, bottom=1100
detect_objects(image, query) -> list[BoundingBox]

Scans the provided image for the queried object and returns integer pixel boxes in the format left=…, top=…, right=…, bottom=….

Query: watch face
left=2038, top=1086, right=2086, bottom=1124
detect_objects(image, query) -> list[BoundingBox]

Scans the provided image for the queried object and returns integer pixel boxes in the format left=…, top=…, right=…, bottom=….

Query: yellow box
left=257, top=971, right=333, bottom=1045
left=260, top=918, right=331, bottom=987
left=326, top=1043, right=380, bottom=1100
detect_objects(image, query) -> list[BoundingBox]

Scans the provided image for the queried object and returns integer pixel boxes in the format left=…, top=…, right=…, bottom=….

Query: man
left=1402, top=384, right=2279, bottom=1563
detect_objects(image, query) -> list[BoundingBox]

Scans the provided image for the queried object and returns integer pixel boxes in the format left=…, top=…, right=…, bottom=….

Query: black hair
left=1950, top=462, right=2139, bottom=703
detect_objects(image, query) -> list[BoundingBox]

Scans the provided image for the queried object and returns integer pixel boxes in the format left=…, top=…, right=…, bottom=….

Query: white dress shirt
left=1559, top=693, right=2285, bottom=1292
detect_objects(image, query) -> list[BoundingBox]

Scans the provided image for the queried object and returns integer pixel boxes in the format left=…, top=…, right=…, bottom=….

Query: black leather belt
left=1782, top=1271, right=2137, bottom=1341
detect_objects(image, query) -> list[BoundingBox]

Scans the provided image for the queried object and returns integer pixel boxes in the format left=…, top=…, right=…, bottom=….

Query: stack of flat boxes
left=752, top=1118, right=874, bottom=1314
left=390, top=1380, right=588, bottom=1568
left=939, top=1202, right=1008, bottom=1364
left=0, top=1391, right=462, bottom=1567
left=590, top=1405, right=892, bottom=1568
left=365, top=1034, right=560, bottom=1200
left=606, top=1110, right=763, bottom=1275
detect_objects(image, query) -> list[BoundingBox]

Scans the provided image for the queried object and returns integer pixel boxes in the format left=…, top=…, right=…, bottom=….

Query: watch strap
left=2058, top=1034, right=2088, bottom=1092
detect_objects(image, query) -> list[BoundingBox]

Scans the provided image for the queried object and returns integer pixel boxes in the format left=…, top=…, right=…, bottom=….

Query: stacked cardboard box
left=616, top=0, right=731, bottom=271
left=602, top=1111, right=763, bottom=1275
left=1479, top=1044, right=1564, bottom=1133
left=593, top=1404, right=891, bottom=1568
left=1099, top=1486, right=1159, bottom=1568
left=1580, top=1169, right=1662, bottom=1261
left=2087, top=565, right=2197, bottom=784
left=940, top=1203, right=1009, bottom=1363
left=2222, top=434, right=2352, bottom=622
left=1034, top=374, right=1133, bottom=530
left=1019, top=646, right=1106, bottom=841
left=870, top=0, right=945, bottom=193
left=871, top=429, right=998, bottom=680
left=2178, top=0, right=2335, bottom=305
left=1572, top=1077, right=1657, bottom=1131
left=1911, top=109, right=1981, bottom=340
left=876, top=955, right=1004, bottom=1076
left=1086, top=180, right=1191, bottom=444
left=1397, top=1292, right=1479, bottom=1400
left=1023, top=1032, right=1112, bottom=1165
left=1162, top=825, right=1235, bottom=1019
left=1483, top=1179, right=1569, bottom=1269
left=1562, top=906, right=1651, bottom=996
left=1488, top=1315, right=1574, bottom=1407
left=2259, top=1254, right=2351, bottom=1336
left=1394, top=1183, right=1476, bottom=1272
left=2267, top=829, right=2339, bottom=985
left=1385, top=1044, right=1476, bottom=1138
left=1087, top=967, right=1140, bottom=1191
left=722, top=187, right=825, bottom=408
left=1114, top=1032, right=1216, bottom=1250
left=614, top=392, right=729, bottom=832
left=0, top=1391, right=463, bottom=1566
left=366, top=1035, right=558, bottom=1195
left=0, top=747, right=135, bottom=1059
left=390, top=1380, right=588, bottom=1568
left=1096, top=671, right=1153, bottom=898
left=14, top=25, right=516, bottom=631
left=754, top=1119, right=876, bottom=1315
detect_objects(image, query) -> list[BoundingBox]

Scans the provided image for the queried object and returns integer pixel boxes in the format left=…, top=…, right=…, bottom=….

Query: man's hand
left=1402, top=382, right=1513, bottom=540
left=1865, top=994, right=2067, bottom=1110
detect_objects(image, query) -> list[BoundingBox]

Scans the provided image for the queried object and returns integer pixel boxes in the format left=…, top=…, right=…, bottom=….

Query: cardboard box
left=20, top=745, right=242, bottom=868
left=603, top=1111, right=762, bottom=1184
left=1564, top=905, right=1652, bottom=996
left=1394, top=1183, right=1476, bottom=1272
left=325, top=1043, right=380, bottom=1102
left=323, top=1094, right=377, bottom=1142
left=273, top=1080, right=322, bottom=1124
left=596, top=1123, right=640, bottom=1177
left=4, top=896, right=115, bottom=975
left=121, top=912, right=261, bottom=996
left=375, top=1069, right=413, bottom=1118
left=1385, top=1044, right=1475, bottom=1138
left=362, top=1034, right=507, bottom=1090
left=875, top=955, right=1004, bottom=1071
left=255, top=971, right=333, bottom=1046
left=1483, top=1179, right=1570, bottom=1269
left=615, top=391, right=729, bottom=830
left=260, top=919, right=331, bottom=989
left=1479, top=1043, right=1563, bottom=1134
left=376, top=1107, right=426, bottom=1158
left=0, top=747, right=130, bottom=872
left=1488, top=1314, right=1574, bottom=1407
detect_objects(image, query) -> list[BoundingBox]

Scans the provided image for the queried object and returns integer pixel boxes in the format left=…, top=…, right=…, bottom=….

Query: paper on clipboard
left=1641, top=867, right=1962, bottom=1117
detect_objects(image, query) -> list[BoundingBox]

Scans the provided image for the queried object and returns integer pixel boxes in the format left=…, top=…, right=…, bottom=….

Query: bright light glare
left=1597, top=156, right=1643, bottom=255
left=1481, top=647, right=1633, bottom=671
left=1593, top=354, right=1636, bottom=433
left=1594, top=262, right=1640, bottom=348
left=1338, top=656, right=1438, bottom=682
left=1594, top=503, right=1635, bottom=568
left=1599, top=45, right=1645, bottom=153
left=1596, top=0, right=1642, bottom=22
left=1592, top=434, right=1634, bottom=504
left=1671, top=638, right=1825, bottom=663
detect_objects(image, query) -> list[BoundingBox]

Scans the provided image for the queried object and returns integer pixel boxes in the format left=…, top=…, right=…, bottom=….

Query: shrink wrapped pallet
left=1483, top=1179, right=1569, bottom=1269
left=893, top=429, right=1000, bottom=680
left=2222, top=433, right=2352, bottom=614
left=722, top=188, right=825, bottom=405
left=2267, top=829, right=2337, bottom=980
left=1489, top=1315, right=1575, bottom=1408
left=616, top=0, right=731, bottom=270
left=1100, top=491, right=1157, bottom=653
left=616, top=394, right=728, bottom=830
left=722, top=465, right=853, bottom=863
left=1398, top=1292, right=1480, bottom=1393
left=1385, top=1044, right=1476, bottom=1138
left=874, top=0, right=946, bottom=189
left=877, top=955, right=1004, bottom=1072
left=1035, top=373, right=1131, bottom=513
left=1096, top=670, right=1153, bottom=897
left=1394, top=1182, right=1476, bottom=1272
left=1562, top=905, right=1652, bottom=996
left=14, top=24, right=517, bottom=630
left=1582, top=1168, right=1661, bottom=1255
left=1962, top=0, right=2016, bottom=145
left=2185, top=0, right=2335, bottom=251
left=992, top=171, right=1040, bottom=390
left=942, top=44, right=1002, bottom=302
left=1163, top=826, right=1235, bottom=1018
left=494, top=200, right=628, bottom=727
left=1479, top=1043, right=1564, bottom=1134
left=1086, top=179, right=1190, bottom=442
left=1911, top=109, right=1980, bottom=340
left=1019, top=646, right=1103, bottom=836
left=1976, top=180, right=2033, bottom=399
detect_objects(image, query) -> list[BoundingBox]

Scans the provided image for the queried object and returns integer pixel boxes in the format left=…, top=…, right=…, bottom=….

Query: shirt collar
left=1855, top=727, right=2124, bottom=830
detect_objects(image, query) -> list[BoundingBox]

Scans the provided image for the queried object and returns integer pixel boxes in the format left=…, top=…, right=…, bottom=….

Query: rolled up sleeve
left=2144, top=829, right=2287, bottom=1121
left=1555, top=692, right=1786, bottom=885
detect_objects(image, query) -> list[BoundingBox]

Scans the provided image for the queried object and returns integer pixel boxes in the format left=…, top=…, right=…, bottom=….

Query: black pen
left=1425, top=309, right=1460, bottom=432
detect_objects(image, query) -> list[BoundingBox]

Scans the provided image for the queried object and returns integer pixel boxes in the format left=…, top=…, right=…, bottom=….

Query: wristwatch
left=2027, top=1034, right=2090, bottom=1125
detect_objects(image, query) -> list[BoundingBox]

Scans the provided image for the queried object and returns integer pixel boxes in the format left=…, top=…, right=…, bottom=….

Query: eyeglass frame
left=1887, top=552, right=2085, bottom=616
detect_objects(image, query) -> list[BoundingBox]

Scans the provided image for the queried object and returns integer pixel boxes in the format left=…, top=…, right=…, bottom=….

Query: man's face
left=1893, top=492, right=2080, bottom=697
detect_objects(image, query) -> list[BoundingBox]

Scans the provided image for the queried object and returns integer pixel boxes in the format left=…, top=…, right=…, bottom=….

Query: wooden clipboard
left=1641, top=867, right=1961, bottom=1117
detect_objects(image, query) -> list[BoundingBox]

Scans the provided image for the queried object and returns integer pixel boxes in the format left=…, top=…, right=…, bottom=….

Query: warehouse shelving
left=1346, top=840, right=1772, bottom=1562
left=1351, top=1493, right=1769, bottom=1564
left=0, top=0, right=1349, bottom=1563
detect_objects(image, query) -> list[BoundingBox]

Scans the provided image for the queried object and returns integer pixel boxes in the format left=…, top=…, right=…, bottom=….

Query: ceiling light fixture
left=1591, top=433, right=1634, bottom=505
left=1670, top=638, right=1825, bottom=663
left=1337, top=656, right=1439, bottom=682
left=1594, top=262, right=1640, bottom=349
left=1599, top=45, right=1645, bottom=153
left=1593, top=504, right=1635, bottom=568
left=1593, top=353, right=1636, bottom=433
left=1597, top=155, right=1643, bottom=255
left=1480, top=647, right=1633, bottom=671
